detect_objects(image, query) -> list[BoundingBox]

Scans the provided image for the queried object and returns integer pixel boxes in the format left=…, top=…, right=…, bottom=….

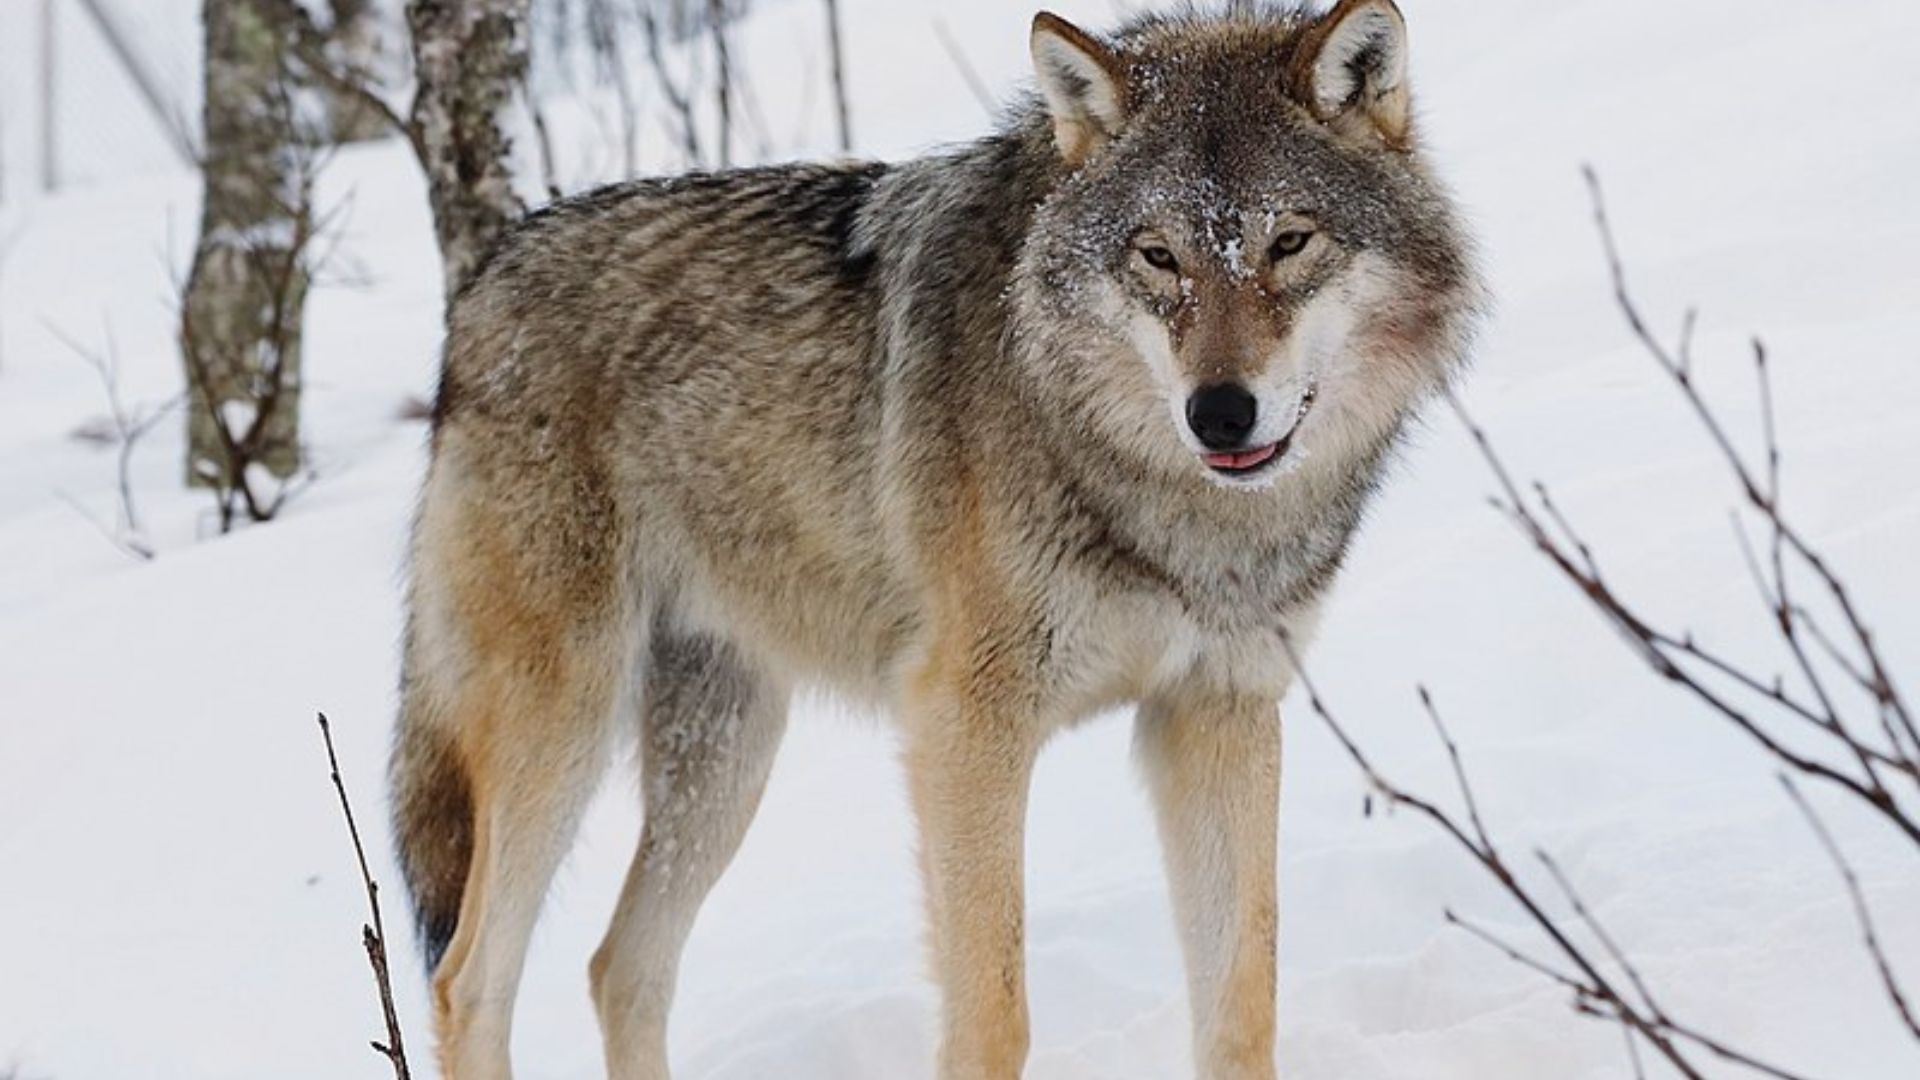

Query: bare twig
left=1452, top=173, right=1920, bottom=814
left=599, top=6, right=643, bottom=176
left=822, top=0, right=852, bottom=152
left=1419, top=685, right=1493, bottom=851
left=730, top=59, right=775, bottom=163
left=316, top=713, right=413, bottom=1080
left=1625, top=1025, right=1650, bottom=1080
left=1581, top=167, right=1918, bottom=770
left=1313, top=167, right=1919, bottom=1076
left=640, top=3, right=703, bottom=166
left=1284, top=638, right=1818, bottom=1080
left=1781, top=775, right=1920, bottom=1041
left=56, top=489, right=155, bottom=561
left=0, top=221, right=27, bottom=374
left=933, top=18, right=998, bottom=119
left=261, top=0, right=422, bottom=158
left=45, top=317, right=180, bottom=556
left=1447, top=394, right=1920, bottom=842
left=523, top=77, right=565, bottom=200
left=708, top=0, right=733, bottom=167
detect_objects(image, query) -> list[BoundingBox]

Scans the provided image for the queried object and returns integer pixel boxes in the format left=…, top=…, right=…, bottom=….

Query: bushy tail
left=390, top=682, right=475, bottom=973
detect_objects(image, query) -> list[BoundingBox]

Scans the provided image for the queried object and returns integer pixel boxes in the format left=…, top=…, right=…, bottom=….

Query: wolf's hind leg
left=401, top=460, right=637, bottom=1080
left=1136, top=690, right=1282, bottom=1080
left=423, top=629, right=630, bottom=1080
left=591, top=627, right=790, bottom=1080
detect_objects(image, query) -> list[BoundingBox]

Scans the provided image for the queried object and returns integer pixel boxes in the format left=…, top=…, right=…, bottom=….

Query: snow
left=3, top=1, right=1919, bottom=1078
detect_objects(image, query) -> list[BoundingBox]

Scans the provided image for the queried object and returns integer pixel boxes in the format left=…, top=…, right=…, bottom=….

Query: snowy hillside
left=3, top=1, right=1918, bottom=1078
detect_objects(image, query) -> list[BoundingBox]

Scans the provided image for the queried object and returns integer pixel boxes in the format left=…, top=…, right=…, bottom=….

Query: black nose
left=1186, top=384, right=1258, bottom=451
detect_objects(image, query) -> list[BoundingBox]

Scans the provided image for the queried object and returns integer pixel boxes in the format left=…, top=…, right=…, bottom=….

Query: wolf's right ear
left=1292, top=0, right=1412, bottom=147
left=1031, top=12, right=1129, bottom=165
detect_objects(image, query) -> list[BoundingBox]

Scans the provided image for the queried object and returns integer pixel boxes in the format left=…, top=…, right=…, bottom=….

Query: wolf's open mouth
left=1202, top=385, right=1317, bottom=478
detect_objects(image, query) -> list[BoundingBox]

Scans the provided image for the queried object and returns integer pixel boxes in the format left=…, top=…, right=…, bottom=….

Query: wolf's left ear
left=1292, top=0, right=1411, bottom=147
left=1031, top=12, right=1130, bottom=165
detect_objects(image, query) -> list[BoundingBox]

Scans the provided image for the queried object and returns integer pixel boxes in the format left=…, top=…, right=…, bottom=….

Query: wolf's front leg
left=1137, top=689, right=1282, bottom=1080
left=901, top=654, right=1044, bottom=1080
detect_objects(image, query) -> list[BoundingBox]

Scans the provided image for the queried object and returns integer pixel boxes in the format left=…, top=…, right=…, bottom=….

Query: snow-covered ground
left=3, top=1, right=1918, bottom=1078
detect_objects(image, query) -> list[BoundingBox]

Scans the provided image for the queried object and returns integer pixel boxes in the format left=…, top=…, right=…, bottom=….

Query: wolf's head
left=1010, top=0, right=1483, bottom=491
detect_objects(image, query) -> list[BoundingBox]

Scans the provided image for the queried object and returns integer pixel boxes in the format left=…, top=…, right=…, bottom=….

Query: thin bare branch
left=44, top=316, right=180, bottom=551
left=1781, top=775, right=1920, bottom=1041
left=316, top=713, right=413, bottom=1080
left=1350, top=166, right=1920, bottom=1079
left=823, top=0, right=853, bottom=151
left=933, top=18, right=998, bottom=118
left=1624, top=1026, right=1649, bottom=1080
left=261, top=0, right=422, bottom=159
left=1286, top=644, right=1764, bottom=1077
left=523, top=77, right=565, bottom=200
left=1419, top=686, right=1494, bottom=853
left=709, top=0, right=733, bottom=167
left=55, top=490, right=154, bottom=561
left=640, top=4, right=703, bottom=166
left=1536, top=851, right=1659, bottom=1016
left=1450, top=388, right=1920, bottom=843
left=1444, top=909, right=1591, bottom=999
left=1582, top=167, right=1919, bottom=765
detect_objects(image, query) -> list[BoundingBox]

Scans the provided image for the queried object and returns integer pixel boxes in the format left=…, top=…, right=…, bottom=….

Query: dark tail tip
left=391, top=718, right=475, bottom=975
left=419, top=906, right=459, bottom=973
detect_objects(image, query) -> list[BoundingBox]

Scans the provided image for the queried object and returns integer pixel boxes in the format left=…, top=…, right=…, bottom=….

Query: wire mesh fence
left=0, top=0, right=202, bottom=201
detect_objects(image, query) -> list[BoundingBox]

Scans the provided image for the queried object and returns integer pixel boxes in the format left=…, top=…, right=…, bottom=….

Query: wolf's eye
left=1269, top=230, right=1315, bottom=260
left=1137, top=245, right=1181, bottom=273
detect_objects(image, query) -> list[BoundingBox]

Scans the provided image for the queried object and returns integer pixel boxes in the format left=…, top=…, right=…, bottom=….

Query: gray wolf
left=391, top=2, right=1481, bottom=1077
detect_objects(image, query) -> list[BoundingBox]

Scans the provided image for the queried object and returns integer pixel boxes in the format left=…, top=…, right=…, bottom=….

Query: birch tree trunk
left=406, top=0, right=530, bottom=300
left=181, top=0, right=309, bottom=493
left=321, top=0, right=392, bottom=143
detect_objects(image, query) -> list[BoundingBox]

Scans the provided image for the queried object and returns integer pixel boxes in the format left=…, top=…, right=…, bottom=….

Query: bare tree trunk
left=406, top=0, right=531, bottom=300
left=321, top=0, right=392, bottom=143
left=181, top=0, right=310, bottom=492
left=822, top=0, right=850, bottom=153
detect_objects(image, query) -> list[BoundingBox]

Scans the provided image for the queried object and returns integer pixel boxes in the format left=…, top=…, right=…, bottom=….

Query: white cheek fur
left=1265, top=253, right=1423, bottom=459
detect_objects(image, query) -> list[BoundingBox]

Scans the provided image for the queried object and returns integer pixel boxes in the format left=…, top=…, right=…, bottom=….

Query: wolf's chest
left=1040, top=557, right=1320, bottom=722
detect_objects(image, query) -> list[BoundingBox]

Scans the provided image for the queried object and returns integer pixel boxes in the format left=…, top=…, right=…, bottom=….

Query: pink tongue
left=1204, top=443, right=1279, bottom=471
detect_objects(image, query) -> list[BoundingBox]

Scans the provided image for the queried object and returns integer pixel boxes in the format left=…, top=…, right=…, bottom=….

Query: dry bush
left=176, top=150, right=334, bottom=532
left=1288, top=171, right=1917, bottom=1079
left=48, top=319, right=180, bottom=558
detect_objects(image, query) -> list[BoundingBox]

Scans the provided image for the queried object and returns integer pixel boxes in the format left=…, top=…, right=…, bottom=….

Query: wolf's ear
left=1292, top=0, right=1411, bottom=147
left=1031, top=12, right=1129, bottom=165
